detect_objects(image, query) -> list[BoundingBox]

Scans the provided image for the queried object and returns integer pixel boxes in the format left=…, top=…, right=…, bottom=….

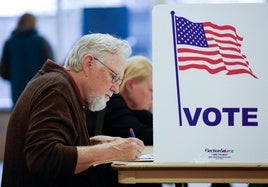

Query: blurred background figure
left=0, top=12, right=54, bottom=107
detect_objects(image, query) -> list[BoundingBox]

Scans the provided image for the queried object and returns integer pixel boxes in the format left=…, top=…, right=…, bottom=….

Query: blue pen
left=129, top=128, right=136, bottom=137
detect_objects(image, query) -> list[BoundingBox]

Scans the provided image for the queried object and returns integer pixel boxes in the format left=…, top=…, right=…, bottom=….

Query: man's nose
left=110, top=84, right=120, bottom=94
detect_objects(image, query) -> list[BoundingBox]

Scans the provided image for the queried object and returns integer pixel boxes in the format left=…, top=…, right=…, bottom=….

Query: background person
left=86, top=55, right=160, bottom=187
left=103, top=55, right=153, bottom=144
left=86, top=55, right=153, bottom=145
left=0, top=12, right=54, bottom=107
left=1, top=33, right=144, bottom=187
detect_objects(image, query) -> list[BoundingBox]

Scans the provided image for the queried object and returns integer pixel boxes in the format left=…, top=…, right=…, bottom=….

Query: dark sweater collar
left=42, top=59, right=89, bottom=109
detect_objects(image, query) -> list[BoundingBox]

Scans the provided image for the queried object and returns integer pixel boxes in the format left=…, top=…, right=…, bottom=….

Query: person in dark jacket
left=86, top=55, right=153, bottom=144
left=0, top=12, right=54, bottom=106
left=86, top=55, right=160, bottom=187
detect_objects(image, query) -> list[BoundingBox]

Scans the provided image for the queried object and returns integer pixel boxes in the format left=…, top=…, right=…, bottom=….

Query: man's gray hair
left=64, top=33, right=132, bottom=71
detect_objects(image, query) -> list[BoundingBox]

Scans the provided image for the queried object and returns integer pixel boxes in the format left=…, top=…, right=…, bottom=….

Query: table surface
left=112, top=146, right=268, bottom=184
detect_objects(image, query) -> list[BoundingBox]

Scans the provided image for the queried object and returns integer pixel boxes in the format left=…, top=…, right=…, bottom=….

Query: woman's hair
left=120, top=55, right=152, bottom=93
left=64, top=33, right=132, bottom=72
left=17, top=13, right=36, bottom=30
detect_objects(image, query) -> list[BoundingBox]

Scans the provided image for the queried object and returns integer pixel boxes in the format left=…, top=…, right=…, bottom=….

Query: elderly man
left=1, top=33, right=144, bottom=187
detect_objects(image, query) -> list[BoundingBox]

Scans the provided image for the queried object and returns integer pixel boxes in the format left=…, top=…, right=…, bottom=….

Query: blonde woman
left=86, top=55, right=159, bottom=187
left=103, top=55, right=153, bottom=144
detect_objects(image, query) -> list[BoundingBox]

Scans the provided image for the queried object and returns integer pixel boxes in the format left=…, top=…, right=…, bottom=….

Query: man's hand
left=109, top=137, right=144, bottom=161
left=76, top=136, right=144, bottom=173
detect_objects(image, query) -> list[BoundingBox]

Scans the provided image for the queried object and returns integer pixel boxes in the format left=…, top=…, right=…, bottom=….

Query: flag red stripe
left=227, top=69, right=258, bottom=79
left=203, top=21, right=243, bottom=41
left=179, top=56, right=250, bottom=68
left=207, top=37, right=242, bottom=47
left=179, top=64, right=227, bottom=74
left=209, top=44, right=241, bottom=53
left=205, top=30, right=242, bottom=43
left=179, top=56, right=222, bottom=65
left=178, top=48, right=247, bottom=60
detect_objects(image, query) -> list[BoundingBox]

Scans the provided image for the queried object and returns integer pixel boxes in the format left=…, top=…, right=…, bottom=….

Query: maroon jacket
left=1, top=60, right=102, bottom=187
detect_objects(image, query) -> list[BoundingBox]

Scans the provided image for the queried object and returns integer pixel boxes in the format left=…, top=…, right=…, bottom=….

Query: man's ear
left=82, top=54, right=94, bottom=74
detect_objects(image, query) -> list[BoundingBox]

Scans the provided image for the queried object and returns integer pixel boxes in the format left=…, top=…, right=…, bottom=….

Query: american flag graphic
left=174, top=16, right=257, bottom=79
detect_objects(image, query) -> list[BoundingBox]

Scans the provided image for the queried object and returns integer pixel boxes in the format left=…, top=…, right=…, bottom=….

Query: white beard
left=87, top=95, right=108, bottom=112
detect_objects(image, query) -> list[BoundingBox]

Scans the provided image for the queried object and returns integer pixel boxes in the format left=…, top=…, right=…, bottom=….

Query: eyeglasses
left=93, top=57, right=122, bottom=85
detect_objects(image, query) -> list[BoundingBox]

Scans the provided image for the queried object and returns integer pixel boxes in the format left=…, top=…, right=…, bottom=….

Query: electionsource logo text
left=205, top=148, right=234, bottom=153
left=205, top=148, right=234, bottom=160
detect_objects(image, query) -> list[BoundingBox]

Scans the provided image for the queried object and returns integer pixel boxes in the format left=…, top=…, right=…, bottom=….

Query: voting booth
left=152, top=4, right=268, bottom=163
